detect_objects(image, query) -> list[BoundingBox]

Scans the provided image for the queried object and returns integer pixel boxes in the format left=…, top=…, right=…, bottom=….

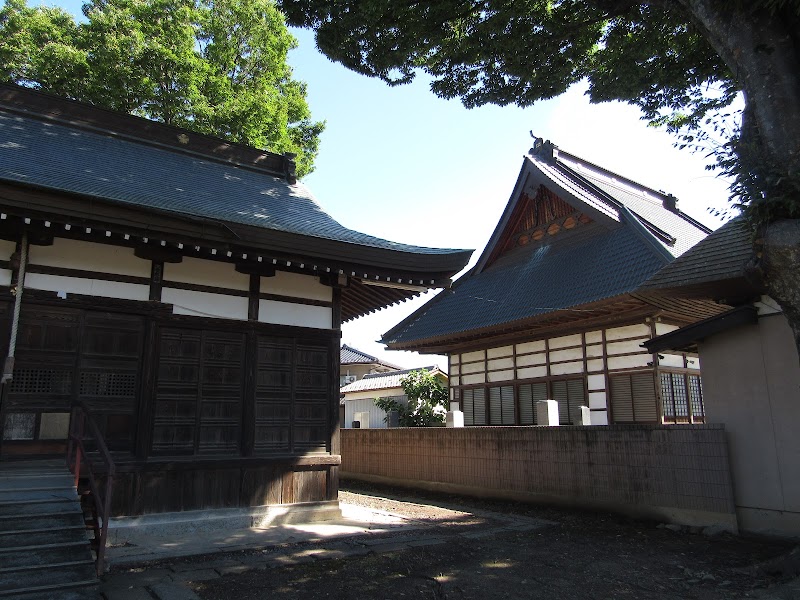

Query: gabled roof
left=0, top=84, right=472, bottom=321
left=340, top=344, right=401, bottom=369
left=340, top=366, right=445, bottom=393
left=383, top=140, right=712, bottom=351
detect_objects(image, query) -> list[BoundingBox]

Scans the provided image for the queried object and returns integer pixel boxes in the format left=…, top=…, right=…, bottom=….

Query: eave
left=642, top=305, right=758, bottom=354
left=0, top=182, right=470, bottom=321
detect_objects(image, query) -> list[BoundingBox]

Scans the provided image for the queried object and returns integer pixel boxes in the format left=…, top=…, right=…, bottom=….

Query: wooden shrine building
left=383, top=139, right=722, bottom=427
left=0, top=84, right=471, bottom=518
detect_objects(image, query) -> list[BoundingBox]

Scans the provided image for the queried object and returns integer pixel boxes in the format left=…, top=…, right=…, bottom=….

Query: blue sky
left=39, top=2, right=734, bottom=370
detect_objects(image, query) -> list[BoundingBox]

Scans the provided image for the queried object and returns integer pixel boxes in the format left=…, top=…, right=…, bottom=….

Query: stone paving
left=100, top=502, right=555, bottom=600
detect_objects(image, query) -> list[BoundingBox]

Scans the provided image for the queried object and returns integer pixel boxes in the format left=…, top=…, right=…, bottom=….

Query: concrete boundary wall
left=341, top=425, right=737, bottom=530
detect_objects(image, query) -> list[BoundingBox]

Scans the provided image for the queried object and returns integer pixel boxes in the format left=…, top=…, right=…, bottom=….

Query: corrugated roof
left=0, top=111, right=458, bottom=256
left=383, top=145, right=711, bottom=348
left=340, top=366, right=443, bottom=393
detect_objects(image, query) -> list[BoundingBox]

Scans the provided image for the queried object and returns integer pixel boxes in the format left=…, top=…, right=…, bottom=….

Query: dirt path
left=188, top=482, right=795, bottom=600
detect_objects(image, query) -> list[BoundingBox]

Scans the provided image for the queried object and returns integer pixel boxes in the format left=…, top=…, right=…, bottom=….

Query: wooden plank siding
left=449, top=319, right=704, bottom=426
left=0, top=237, right=344, bottom=515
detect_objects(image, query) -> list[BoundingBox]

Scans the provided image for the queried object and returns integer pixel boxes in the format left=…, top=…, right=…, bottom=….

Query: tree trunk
left=678, top=0, right=800, bottom=364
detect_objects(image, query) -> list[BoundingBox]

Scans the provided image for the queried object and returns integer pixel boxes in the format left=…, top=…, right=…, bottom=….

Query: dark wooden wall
left=1, top=293, right=342, bottom=516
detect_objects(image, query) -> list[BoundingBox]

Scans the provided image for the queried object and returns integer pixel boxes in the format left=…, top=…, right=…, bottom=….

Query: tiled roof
left=639, top=217, right=753, bottom=291
left=383, top=146, right=711, bottom=348
left=340, top=366, right=444, bottom=393
left=383, top=225, right=666, bottom=345
left=340, top=344, right=401, bottom=369
left=0, top=110, right=458, bottom=256
left=556, top=153, right=709, bottom=257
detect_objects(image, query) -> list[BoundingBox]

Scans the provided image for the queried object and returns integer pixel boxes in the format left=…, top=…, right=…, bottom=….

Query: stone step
left=0, top=544, right=94, bottom=570
left=0, top=474, right=75, bottom=490
left=0, top=582, right=100, bottom=600
left=0, top=527, right=90, bottom=550
left=0, top=498, right=82, bottom=518
left=0, top=488, right=77, bottom=503
left=0, top=511, right=86, bottom=532
left=0, top=562, right=98, bottom=595
left=3, top=584, right=99, bottom=600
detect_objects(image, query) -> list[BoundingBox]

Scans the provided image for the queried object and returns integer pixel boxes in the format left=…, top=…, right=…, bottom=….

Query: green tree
left=0, top=0, right=323, bottom=177
left=279, top=0, right=800, bottom=359
left=374, top=369, right=447, bottom=427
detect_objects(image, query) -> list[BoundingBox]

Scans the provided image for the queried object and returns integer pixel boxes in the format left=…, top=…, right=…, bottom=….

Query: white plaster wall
left=548, top=333, right=582, bottom=349
left=605, top=323, right=650, bottom=341
left=516, top=353, right=546, bottom=367
left=0, top=239, right=15, bottom=285
left=516, top=340, right=545, bottom=354
left=655, top=322, right=680, bottom=336
left=658, top=354, right=685, bottom=368
left=517, top=366, right=547, bottom=379
left=550, top=347, right=584, bottom=362
left=461, top=362, right=486, bottom=375
left=258, top=299, right=332, bottom=330
left=585, top=330, right=603, bottom=344
left=606, top=339, right=649, bottom=355
left=462, top=350, right=485, bottom=362
left=590, top=411, right=609, bottom=426
left=163, top=287, right=248, bottom=320
left=699, top=312, right=800, bottom=537
left=607, top=354, right=651, bottom=370
left=588, top=391, right=607, bottom=409
left=165, top=256, right=249, bottom=291
left=461, top=373, right=486, bottom=385
left=26, top=273, right=149, bottom=301
left=488, top=357, right=514, bottom=370
left=487, top=345, right=513, bottom=359
left=29, top=238, right=150, bottom=277
left=487, top=369, right=514, bottom=382
left=550, top=361, right=583, bottom=375
left=264, top=271, right=332, bottom=302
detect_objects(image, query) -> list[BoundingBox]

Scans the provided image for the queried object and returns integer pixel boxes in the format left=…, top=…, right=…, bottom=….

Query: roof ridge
left=0, top=83, right=297, bottom=183
left=557, top=151, right=712, bottom=235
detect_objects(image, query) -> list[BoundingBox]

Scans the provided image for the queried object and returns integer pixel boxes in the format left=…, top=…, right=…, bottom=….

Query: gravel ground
left=186, top=481, right=798, bottom=600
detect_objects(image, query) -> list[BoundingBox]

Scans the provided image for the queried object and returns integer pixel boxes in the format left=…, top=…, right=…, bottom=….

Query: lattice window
left=661, top=371, right=704, bottom=423
left=80, top=372, right=137, bottom=398
left=10, top=369, right=73, bottom=395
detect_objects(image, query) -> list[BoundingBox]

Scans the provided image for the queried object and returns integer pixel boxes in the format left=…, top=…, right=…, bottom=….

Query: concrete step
left=0, top=498, right=82, bottom=518
left=0, top=511, right=85, bottom=532
left=0, top=526, right=90, bottom=549
left=0, top=544, right=94, bottom=570
left=0, top=487, right=77, bottom=503
left=3, top=584, right=99, bottom=600
left=0, top=474, right=75, bottom=490
left=0, top=561, right=98, bottom=595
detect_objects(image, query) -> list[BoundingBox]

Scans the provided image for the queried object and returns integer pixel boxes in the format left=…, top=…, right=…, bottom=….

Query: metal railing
left=66, top=400, right=115, bottom=577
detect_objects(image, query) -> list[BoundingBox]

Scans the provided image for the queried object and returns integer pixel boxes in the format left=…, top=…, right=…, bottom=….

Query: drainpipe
left=2, top=232, right=28, bottom=385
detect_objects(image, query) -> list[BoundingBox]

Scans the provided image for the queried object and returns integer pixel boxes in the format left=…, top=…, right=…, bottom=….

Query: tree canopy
left=280, top=0, right=800, bottom=358
left=374, top=369, right=447, bottom=427
left=1, top=0, right=324, bottom=177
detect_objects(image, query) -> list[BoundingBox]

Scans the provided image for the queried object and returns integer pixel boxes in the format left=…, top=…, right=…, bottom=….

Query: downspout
left=2, top=232, right=28, bottom=385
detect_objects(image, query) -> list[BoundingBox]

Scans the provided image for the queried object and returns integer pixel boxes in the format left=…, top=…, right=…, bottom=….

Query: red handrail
left=66, top=400, right=115, bottom=577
